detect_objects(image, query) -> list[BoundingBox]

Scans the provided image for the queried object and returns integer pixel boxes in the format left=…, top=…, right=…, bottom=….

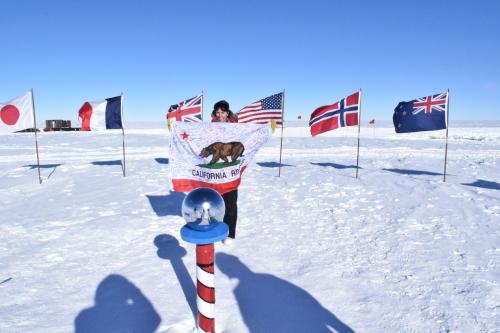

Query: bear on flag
left=0, top=91, right=35, bottom=133
left=169, top=122, right=271, bottom=194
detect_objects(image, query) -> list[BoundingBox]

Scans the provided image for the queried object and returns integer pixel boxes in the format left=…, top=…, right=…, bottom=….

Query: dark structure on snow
left=44, top=120, right=79, bottom=132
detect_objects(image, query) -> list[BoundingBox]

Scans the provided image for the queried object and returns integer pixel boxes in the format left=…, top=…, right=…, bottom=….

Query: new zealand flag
left=393, top=92, right=448, bottom=133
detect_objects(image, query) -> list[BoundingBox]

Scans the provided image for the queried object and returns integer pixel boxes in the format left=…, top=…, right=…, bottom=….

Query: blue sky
left=1, top=0, right=499, bottom=123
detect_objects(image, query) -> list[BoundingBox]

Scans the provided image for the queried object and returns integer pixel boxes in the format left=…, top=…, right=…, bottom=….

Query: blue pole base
left=180, top=222, right=229, bottom=245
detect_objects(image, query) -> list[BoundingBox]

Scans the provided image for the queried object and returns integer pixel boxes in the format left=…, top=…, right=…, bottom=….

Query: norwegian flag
left=238, top=93, right=283, bottom=125
left=393, top=91, right=448, bottom=133
left=167, top=94, right=203, bottom=123
left=309, top=91, right=360, bottom=137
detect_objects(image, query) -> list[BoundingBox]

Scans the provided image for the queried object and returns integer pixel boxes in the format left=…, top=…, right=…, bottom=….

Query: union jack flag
left=238, top=93, right=283, bottom=125
left=167, top=94, right=203, bottom=123
left=393, top=91, right=448, bottom=133
left=309, top=91, right=360, bottom=137
left=412, top=92, right=447, bottom=115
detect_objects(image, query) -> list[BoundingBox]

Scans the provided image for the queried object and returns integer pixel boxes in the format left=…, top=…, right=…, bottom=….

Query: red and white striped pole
left=180, top=187, right=229, bottom=333
left=196, top=244, right=215, bottom=332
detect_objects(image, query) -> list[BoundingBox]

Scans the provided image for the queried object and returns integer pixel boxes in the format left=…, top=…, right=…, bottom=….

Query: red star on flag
left=181, top=132, right=189, bottom=140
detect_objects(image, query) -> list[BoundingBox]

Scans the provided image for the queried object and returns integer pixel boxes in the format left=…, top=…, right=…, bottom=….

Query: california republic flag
left=170, top=122, right=271, bottom=194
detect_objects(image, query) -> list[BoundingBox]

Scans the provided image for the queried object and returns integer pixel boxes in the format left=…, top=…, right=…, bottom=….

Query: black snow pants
left=222, top=190, right=238, bottom=238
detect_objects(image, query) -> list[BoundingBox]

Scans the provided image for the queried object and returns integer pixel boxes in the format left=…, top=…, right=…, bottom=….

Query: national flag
left=0, top=91, right=35, bottom=133
left=79, top=96, right=123, bottom=131
left=369, top=119, right=375, bottom=125
left=393, top=92, right=448, bottom=133
left=309, top=91, right=360, bottom=137
left=169, top=122, right=271, bottom=194
left=167, top=94, right=202, bottom=123
left=238, top=93, right=283, bottom=125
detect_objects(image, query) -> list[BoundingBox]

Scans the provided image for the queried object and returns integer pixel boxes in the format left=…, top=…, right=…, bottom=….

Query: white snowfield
left=0, top=124, right=499, bottom=333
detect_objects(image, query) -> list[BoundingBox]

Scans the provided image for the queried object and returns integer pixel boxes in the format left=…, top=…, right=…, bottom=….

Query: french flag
left=78, top=96, right=123, bottom=131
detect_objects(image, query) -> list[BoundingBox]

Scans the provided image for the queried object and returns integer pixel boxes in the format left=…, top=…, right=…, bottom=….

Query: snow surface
left=0, top=124, right=499, bottom=333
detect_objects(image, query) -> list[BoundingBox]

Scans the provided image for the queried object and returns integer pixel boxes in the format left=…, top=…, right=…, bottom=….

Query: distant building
left=44, top=120, right=79, bottom=131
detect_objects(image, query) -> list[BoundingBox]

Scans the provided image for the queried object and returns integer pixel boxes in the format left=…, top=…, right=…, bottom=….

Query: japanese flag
left=0, top=91, right=35, bottom=133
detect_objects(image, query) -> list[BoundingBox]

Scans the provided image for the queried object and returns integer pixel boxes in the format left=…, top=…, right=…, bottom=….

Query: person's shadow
left=74, top=274, right=161, bottom=333
left=217, top=253, right=355, bottom=333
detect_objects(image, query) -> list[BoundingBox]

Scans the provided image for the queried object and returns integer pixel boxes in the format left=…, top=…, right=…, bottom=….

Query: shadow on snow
left=147, top=191, right=186, bottom=217
left=91, top=160, right=123, bottom=166
left=23, top=163, right=62, bottom=169
left=154, top=234, right=197, bottom=321
left=462, top=179, right=500, bottom=190
left=155, top=158, right=169, bottom=165
left=74, top=274, right=161, bottom=333
left=257, top=162, right=295, bottom=168
left=383, top=168, right=441, bottom=176
left=216, top=253, right=355, bottom=333
left=91, top=160, right=124, bottom=174
left=23, top=163, right=62, bottom=179
left=310, top=162, right=360, bottom=170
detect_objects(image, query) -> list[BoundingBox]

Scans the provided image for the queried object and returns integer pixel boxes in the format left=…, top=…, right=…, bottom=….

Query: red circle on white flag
left=1, top=105, right=20, bottom=125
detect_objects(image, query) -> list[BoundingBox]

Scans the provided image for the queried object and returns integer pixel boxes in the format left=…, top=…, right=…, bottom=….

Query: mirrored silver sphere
left=181, top=187, right=225, bottom=229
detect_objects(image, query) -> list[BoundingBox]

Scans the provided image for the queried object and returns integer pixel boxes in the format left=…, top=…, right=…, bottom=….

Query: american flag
left=167, top=94, right=203, bottom=122
left=238, top=92, right=283, bottom=125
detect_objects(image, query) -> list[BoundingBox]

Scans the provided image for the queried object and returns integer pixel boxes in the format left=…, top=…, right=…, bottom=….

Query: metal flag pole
left=443, top=89, right=450, bottom=182
left=120, top=93, right=126, bottom=177
left=278, top=89, right=285, bottom=177
left=31, top=88, right=42, bottom=184
left=201, top=90, right=204, bottom=121
left=355, top=89, right=362, bottom=179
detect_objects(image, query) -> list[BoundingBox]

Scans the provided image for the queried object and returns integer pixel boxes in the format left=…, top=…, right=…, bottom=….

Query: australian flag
left=393, top=92, right=448, bottom=133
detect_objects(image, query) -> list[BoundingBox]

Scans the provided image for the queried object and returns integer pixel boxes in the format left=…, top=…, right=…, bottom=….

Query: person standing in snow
left=211, top=100, right=238, bottom=244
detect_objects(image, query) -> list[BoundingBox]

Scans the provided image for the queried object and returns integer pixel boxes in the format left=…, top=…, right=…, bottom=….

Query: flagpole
left=201, top=90, right=204, bottom=121
left=355, top=89, right=362, bottom=179
left=443, top=89, right=450, bottom=182
left=278, top=89, right=285, bottom=177
left=31, top=88, right=42, bottom=184
left=120, top=92, right=126, bottom=177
